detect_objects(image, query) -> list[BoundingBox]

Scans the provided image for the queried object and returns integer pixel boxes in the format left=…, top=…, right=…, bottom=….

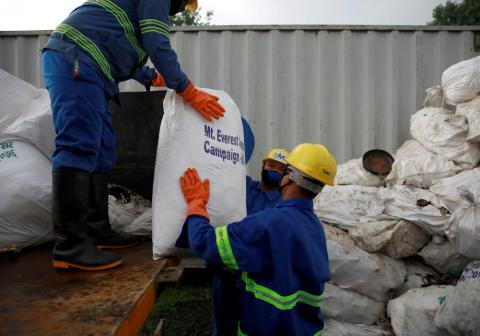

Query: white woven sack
left=410, top=107, right=480, bottom=169
left=152, top=89, right=246, bottom=258
left=0, top=140, right=53, bottom=249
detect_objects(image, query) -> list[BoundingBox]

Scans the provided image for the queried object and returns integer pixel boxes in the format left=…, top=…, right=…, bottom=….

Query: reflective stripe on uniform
left=237, top=324, right=247, bottom=336
left=139, top=19, right=170, bottom=38
left=55, top=24, right=114, bottom=81
left=87, top=0, right=146, bottom=62
left=241, top=272, right=324, bottom=311
left=215, top=225, right=239, bottom=270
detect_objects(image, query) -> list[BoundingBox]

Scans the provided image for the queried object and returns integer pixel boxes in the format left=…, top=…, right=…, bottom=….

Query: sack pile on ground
left=316, top=56, right=480, bottom=335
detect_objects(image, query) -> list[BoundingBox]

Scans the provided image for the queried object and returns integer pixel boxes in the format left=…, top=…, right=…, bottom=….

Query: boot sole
left=96, top=241, right=139, bottom=249
left=52, top=259, right=123, bottom=271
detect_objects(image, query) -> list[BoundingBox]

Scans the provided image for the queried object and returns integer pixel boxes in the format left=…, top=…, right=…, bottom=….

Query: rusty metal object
left=0, top=241, right=167, bottom=336
left=362, top=149, right=394, bottom=176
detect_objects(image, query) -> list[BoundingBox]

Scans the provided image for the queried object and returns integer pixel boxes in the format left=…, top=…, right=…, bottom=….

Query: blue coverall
left=42, top=0, right=188, bottom=172
left=212, top=174, right=282, bottom=334
left=245, top=176, right=281, bottom=216
left=209, top=117, right=260, bottom=335
left=179, top=198, right=331, bottom=335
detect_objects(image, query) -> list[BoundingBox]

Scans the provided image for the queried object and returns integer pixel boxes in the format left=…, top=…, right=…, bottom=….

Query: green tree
left=170, top=8, right=214, bottom=27
left=430, top=0, right=480, bottom=25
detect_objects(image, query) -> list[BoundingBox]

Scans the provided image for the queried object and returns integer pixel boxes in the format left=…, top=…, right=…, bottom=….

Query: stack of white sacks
left=0, top=69, right=151, bottom=251
left=316, top=56, right=480, bottom=336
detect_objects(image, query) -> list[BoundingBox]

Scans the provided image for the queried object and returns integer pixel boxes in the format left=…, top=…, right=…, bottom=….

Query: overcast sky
left=0, top=0, right=447, bottom=30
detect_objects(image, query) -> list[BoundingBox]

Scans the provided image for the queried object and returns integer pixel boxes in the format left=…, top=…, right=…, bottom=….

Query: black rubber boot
left=88, top=172, right=138, bottom=249
left=52, top=170, right=123, bottom=271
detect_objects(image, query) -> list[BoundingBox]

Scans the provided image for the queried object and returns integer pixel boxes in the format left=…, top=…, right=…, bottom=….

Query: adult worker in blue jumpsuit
left=246, top=148, right=290, bottom=215
left=176, top=143, right=337, bottom=335
left=42, top=0, right=225, bottom=271
left=211, top=147, right=289, bottom=334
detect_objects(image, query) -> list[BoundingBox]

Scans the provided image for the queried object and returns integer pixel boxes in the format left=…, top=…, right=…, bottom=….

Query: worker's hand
left=151, top=73, right=165, bottom=87
left=179, top=168, right=210, bottom=219
left=177, top=80, right=225, bottom=122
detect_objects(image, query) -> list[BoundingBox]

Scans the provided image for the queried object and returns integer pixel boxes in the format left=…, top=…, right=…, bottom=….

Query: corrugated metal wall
left=1, top=26, right=479, bottom=177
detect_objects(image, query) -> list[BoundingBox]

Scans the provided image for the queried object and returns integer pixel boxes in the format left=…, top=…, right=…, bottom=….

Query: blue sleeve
left=246, top=176, right=260, bottom=215
left=242, top=117, right=255, bottom=164
left=132, top=65, right=156, bottom=86
left=186, top=213, right=273, bottom=273
left=136, top=0, right=189, bottom=92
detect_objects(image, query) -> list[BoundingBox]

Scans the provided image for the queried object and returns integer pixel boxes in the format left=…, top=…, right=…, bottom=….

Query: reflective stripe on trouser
left=42, top=50, right=116, bottom=173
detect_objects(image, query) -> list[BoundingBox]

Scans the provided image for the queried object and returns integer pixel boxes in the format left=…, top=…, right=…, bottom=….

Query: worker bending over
left=177, top=143, right=336, bottom=335
left=43, top=0, right=225, bottom=271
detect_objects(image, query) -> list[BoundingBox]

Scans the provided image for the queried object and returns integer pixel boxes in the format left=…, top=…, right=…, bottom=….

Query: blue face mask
left=261, top=170, right=282, bottom=188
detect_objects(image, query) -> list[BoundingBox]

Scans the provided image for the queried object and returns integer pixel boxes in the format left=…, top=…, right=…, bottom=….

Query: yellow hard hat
left=286, top=144, right=337, bottom=186
left=262, top=148, right=289, bottom=165
left=185, top=0, right=198, bottom=12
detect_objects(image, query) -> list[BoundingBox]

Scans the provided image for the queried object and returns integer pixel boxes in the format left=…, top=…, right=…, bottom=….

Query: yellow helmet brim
left=262, top=148, right=290, bottom=165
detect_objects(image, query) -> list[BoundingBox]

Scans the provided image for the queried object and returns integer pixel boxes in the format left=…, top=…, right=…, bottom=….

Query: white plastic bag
left=431, top=172, right=480, bottom=254
left=430, top=168, right=480, bottom=212
left=418, top=239, right=471, bottom=276
left=394, top=260, right=441, bottom=297
left=435, top=261, right=480, bottom=336
left=410, top=107, right=480, bottom=169
left=109, top=195, right=138, bottom=234
left=0, top=69, right=55, bottom=158
left=325, top=225, right=406, bottom=301
left=323, top=284, right=385, bottom=325
left=0, top=140, right=54, bottom=249
left=387, top=286, right=455, bottom=336
left=314, top=186, right=393, bottom=229
left=449, top=202, right=480, bottom=259
left=349, top=220, right=399, bottom=253
left=384, top=185, right=451, bottom=236
left=456, top=96, right=480, bottom=142
left=334, top=158, right=384, bottom=187
left=426, top=56, right=480, bottom=106
left=108, top=186, right=152, bottom=236
left=322, top=318, right=390, bottom=336
left=349, top=219, right=429, bottom=259
left=152, top=89, right=246, bottom=258
left=126, top=208, right=152, bottom=237
left=385, top=140, right=461, bottom=188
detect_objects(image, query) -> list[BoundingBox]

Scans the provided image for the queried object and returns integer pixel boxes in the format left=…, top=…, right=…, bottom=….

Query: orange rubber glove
left=151, top=73, right=165, bottom=87
left=179, top=168, right=210, bottom=219
left=177, top=80, right=225, bottom=122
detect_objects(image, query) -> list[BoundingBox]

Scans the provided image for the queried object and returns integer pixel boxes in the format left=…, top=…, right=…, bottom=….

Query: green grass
left=140, top=283, right=212, bottom=336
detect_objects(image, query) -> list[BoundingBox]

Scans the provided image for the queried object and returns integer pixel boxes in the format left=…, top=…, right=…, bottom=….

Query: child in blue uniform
left=177, top=143, right=337, bottom=335
left=43, top=0, right=225, bottom=271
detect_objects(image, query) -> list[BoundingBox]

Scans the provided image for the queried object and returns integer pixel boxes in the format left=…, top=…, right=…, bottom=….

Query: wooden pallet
left=0, top=241, right=179, bottom=336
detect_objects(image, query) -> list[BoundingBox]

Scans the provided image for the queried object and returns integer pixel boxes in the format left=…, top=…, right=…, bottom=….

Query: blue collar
left=264, top=189, right=280, bottom=201
left=275, top=198, right=314, bottom=211
left=253, top=180, right=281, bottom=201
